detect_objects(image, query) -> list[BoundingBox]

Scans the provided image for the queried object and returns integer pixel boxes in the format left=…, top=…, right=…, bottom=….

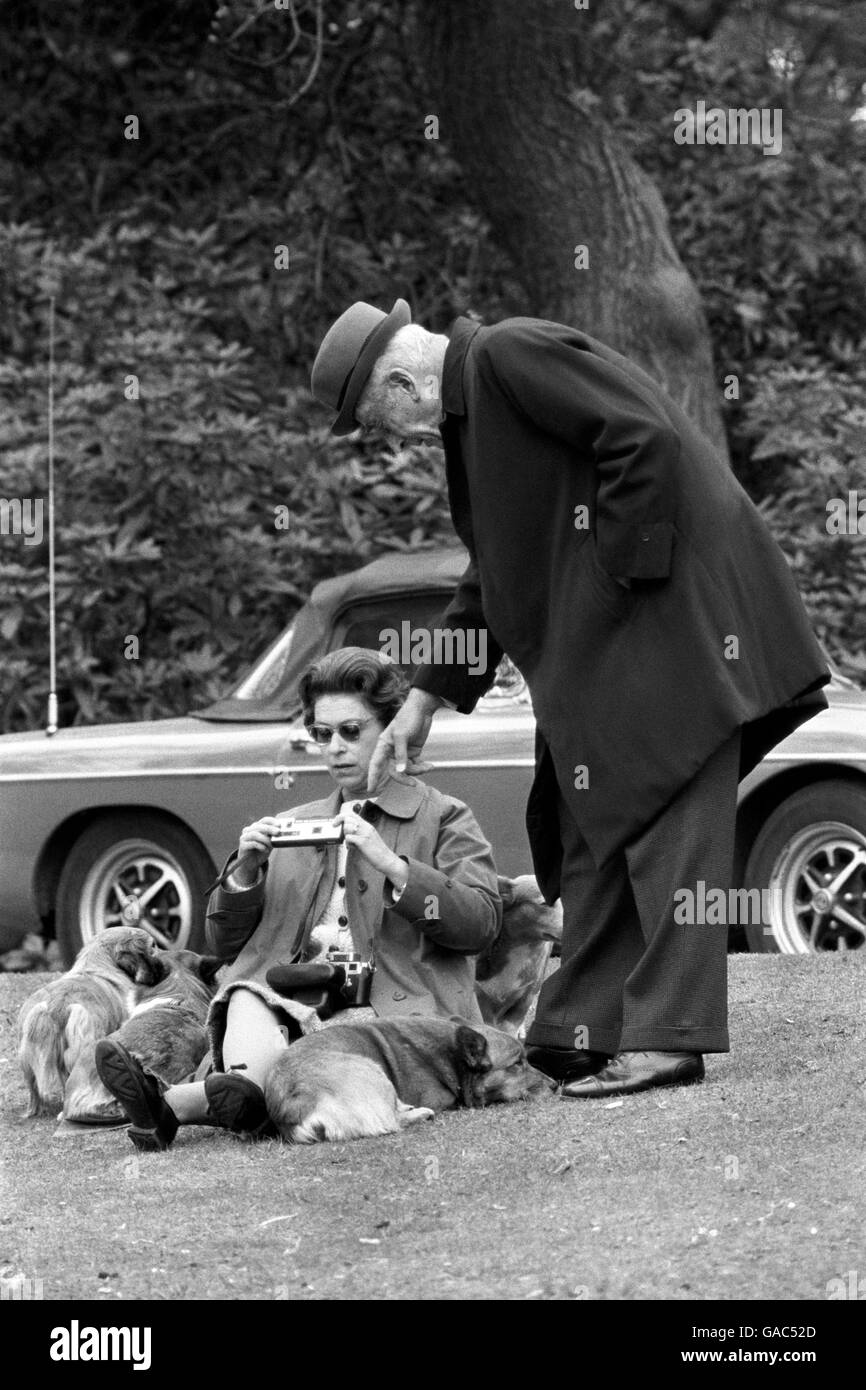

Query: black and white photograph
left=0, top=0, right=863, bottom=1345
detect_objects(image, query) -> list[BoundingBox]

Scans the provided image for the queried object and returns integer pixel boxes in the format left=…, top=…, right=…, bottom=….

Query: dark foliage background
left=1, top=0, right=864, bottom=730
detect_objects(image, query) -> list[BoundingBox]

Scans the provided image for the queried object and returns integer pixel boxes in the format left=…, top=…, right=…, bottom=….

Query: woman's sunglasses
left=307, top=716, right=377, bottom=746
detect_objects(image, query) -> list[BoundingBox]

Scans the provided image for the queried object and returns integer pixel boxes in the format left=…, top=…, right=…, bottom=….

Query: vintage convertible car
left=1, top=546, right=865, bottom=964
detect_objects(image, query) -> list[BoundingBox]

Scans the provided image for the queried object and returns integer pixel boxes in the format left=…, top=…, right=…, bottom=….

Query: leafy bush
left=0, top=222, right=455, bottom=730
left=744, top=362, right=866, bottom=681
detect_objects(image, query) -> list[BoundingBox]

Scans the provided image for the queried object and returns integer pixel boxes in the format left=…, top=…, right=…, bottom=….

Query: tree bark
left=414, top=0, right=729, bottom=459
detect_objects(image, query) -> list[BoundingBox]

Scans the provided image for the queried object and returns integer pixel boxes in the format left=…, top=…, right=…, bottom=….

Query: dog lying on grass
left=264, top=1016, right=554, bottom=1144
left=17, top=927, right=165, bottom=1120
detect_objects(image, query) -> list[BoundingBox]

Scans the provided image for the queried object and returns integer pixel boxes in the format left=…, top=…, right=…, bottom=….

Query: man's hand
left=366, top=687, right=444, bottom=793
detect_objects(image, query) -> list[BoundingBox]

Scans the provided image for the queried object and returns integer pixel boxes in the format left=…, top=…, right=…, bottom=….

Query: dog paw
left=396, top=1104, right=435, bottom=1129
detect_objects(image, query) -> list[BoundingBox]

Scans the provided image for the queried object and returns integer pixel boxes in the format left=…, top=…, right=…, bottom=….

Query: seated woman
left=96, top=647, right=502, bottom=1150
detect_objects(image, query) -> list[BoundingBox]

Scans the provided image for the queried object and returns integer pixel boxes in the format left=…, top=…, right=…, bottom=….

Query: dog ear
left=196, top=955, right=223, bottom=987
left=134, top=946, right=169, bottom=985
left=496, top=875, right=516, bottom=907
left=113, top=949, right=143, bottom=982
left=454, top=1024, right=491, bottom=1073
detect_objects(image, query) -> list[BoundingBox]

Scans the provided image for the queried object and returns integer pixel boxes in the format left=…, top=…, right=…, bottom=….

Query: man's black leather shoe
left=204, top=1072, right=277, bottom=1140
left=525, top=1045, right=611, bottom=1084
left=94, top=1040, right=179, bottom=1151
left=561, top=1049, right=705, bottom=1097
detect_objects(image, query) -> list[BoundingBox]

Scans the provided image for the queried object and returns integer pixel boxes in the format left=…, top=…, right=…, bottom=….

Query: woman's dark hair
left=299, top=647, right=409, bottom=729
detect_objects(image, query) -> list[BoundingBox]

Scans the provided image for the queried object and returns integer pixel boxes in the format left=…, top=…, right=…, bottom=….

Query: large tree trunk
left=414, top=0, right=729, bottom=459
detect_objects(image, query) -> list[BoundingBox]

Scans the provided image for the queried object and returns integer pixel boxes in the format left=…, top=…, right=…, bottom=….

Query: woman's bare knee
left=222, top=989, right=289, bottom=1087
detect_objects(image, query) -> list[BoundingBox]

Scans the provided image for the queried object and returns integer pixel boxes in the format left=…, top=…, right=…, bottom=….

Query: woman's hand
left=233, top=816, right=285, bottom=886
left=338, top=804, right=408, bottom=889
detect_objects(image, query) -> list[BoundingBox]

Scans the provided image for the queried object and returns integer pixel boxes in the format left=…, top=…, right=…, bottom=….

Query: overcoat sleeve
left=383, top=797, right=501, bottom=953
left=413, top=554, right=504, bottom=713
left=205, top=852, right=268, bottom=962
left=477, top=322, right=681, bottom=580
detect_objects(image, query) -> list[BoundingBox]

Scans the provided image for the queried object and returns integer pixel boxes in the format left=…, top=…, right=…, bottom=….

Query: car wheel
left=743, top=781, right=866, bottom=954
left=55, top=813, right=216, bottom=967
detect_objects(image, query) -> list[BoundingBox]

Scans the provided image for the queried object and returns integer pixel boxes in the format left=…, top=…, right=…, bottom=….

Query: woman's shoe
left=204, top=1072, right=278, bottom=1140
left=94, top=1040, right=179, bottom=1151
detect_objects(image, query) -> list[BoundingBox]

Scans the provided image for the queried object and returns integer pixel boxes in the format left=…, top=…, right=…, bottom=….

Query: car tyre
left=743, top=781, right=866, bottom=954
left=55, top=813, right=216, bottom=967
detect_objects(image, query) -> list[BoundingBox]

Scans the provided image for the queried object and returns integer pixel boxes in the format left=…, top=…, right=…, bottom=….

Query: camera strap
left=343, top=798, right=383, bottom=969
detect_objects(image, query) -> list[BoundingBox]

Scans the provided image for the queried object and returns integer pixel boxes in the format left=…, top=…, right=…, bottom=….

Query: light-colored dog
left=17, top=926, right=166, bottom=1120
left=264, top=1016, right=554, bottom=1144
left=475, top=875, right=562, bottom=1036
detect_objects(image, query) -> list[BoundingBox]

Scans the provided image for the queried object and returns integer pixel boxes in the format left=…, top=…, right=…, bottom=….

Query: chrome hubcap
left=120, top=896, right=142, bottom=925
left=79, top=840, right=193, bottom=949
left=769, top=823, right=866, bottom=953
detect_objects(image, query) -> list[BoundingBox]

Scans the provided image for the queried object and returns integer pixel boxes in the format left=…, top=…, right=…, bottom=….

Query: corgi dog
left=264, top=1015, right=554, bottom=1144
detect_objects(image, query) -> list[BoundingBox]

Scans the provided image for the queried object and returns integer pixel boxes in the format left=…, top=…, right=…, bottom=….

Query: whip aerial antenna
left=46, top=295, right=58, bottom=736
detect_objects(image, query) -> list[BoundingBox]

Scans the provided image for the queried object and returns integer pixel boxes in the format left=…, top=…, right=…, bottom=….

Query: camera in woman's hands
left=270, top=816, right=345, bottom=847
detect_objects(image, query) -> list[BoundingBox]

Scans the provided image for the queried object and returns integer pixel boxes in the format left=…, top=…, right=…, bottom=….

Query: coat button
left=444, top=878, right=453, bottom=889
left=392, top=990, right=407, bottom=1001
left=357, top=879, right=368, bottom=893
left=338, top=914, right=348, bottom=927
left=338, top=876, right=346, bottom=888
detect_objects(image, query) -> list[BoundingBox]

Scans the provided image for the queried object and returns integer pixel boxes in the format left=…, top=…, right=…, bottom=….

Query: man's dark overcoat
left=413, top=317, right=830, bottom=897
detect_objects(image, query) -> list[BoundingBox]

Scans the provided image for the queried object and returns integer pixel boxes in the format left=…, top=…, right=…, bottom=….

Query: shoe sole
left=561, top=1068, right=705, bottom=1099
left=94, top=1040, right=172, bottom=1149
left=127, top=1126, right=171, bottom=1153
left=204, top=1075, right=276, bottom=1139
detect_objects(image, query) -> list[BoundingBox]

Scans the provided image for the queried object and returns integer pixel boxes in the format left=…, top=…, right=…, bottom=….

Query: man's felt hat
left=310, top=298, right=412, bottom=436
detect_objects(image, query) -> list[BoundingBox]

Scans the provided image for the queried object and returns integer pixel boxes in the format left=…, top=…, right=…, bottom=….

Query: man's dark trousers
left=526, top=730, right=742, bottom=1056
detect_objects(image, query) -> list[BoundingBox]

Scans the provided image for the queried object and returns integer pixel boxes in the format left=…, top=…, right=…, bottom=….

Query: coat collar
left=309, top=770, right=427, bottom=822
left=441, top=317, right=482, bottom=418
